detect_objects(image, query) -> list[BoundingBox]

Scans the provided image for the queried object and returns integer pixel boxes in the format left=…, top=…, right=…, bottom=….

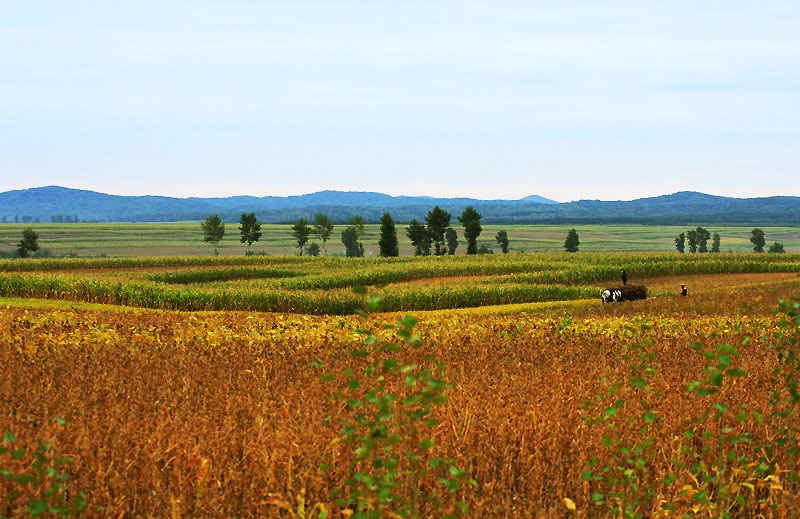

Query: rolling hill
left=0, top=186, right=798, bottom=225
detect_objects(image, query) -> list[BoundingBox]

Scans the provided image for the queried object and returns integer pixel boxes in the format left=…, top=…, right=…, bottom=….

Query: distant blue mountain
left=0, top=186, right=798, bottom=225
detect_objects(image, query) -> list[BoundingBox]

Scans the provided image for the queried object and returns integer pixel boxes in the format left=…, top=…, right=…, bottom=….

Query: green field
left=1, top=251, right=798, bottom=314
left=0, top=222, right=798, bottom=257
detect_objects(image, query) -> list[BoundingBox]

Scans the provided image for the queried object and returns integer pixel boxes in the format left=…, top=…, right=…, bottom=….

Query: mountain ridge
left=1, top=186, right=798, bottom=225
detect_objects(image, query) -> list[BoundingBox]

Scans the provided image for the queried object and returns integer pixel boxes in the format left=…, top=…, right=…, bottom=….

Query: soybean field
left=1, top=252, right=800, bottom=518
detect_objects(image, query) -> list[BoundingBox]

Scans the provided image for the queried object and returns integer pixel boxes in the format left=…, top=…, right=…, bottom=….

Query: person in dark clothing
left=621, top=268, right=627, bottom=286
left=681, top=283, right=688, bottom=296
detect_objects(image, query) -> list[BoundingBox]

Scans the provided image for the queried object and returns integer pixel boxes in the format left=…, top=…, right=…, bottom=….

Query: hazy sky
left=1, top=1, right=798, bottom=202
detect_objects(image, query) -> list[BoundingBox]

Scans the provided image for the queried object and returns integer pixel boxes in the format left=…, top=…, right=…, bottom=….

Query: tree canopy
left=563, top=228, right=580, bottom=253
left=292, top=218, right=311, bottom=255
left=406, top=219, right=430, bottom=256
left=425, top=206, right=451, bottom=256
left=312, top=213, right=334, bottom=253
left=378, top=212, right=399, bottom=257
left=341, top=226, right=364, bottom=258
left=17, top=228, right=39, bottom=258
left=750, top=228, right=766, bottom=253
left=238, top=212, right=262, bottom=248
left=495, top=230, right=509, bottom=254
left=458, top=206, right=483, bottom=255
left=674, top=232, right=685, bottom=253
left=201, top=214, right=225, bottom=254
left=768, top=242, right=785, bottom=253
left=446, top=228, right=459, bottom=255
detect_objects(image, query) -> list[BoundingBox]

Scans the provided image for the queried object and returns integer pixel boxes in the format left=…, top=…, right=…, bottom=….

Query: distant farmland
left=0, top=222, right=798, bottom=257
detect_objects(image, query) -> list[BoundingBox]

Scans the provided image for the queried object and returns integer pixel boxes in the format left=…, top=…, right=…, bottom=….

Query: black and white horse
left=602, top=285, right=647, bottom=303
left=601, top=289, right=622, bottom=303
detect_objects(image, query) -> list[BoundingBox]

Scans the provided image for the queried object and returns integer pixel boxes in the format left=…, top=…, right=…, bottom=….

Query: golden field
left=1, top=253, right=800, bottom=518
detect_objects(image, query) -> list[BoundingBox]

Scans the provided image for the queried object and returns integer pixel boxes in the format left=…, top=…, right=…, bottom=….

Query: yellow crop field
left=1, top=252, right=800, bottom=517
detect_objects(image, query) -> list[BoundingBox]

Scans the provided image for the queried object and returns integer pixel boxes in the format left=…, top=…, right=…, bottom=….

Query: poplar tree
left=674, top=232, right=685, bottom=253
left=292, top=218, right=311, bottom=255
left=563, top=229, right=580, bottom=253
left=406, top=219, right=430, bottom=256
left=446, top=228, right=459, bottom=255
left=458, top=206, right=483, bottom=255
left=378, top=212, right=399, bottom=257
left=312, top=213, right=334, bottom=253
left=495, top=230, right=510, bottom=253
left=425, top=206, right=451, bottom=256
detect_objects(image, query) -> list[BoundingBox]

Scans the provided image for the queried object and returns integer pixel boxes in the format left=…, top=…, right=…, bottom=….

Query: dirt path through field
left=641, top=272, right=799, bottom=294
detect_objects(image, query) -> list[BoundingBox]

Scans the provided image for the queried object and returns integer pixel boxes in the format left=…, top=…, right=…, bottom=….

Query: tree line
left=200, top=215, right=792, bottom=257
left=290, top=206, right=510, bottom=257
left=199, top=206, right=512, bottom=256
left=674, top=227, right=784, bottom=254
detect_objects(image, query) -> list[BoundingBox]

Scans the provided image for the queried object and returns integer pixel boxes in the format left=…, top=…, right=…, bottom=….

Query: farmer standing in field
left=621, top=268, right=628, bottom=286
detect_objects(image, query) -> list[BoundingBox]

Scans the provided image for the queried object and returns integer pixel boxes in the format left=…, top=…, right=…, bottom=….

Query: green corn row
left=278, top=259, right=569, bottom=290
left=148, top=266, right=304, bottom=284
left=0, top=273, right=598, bottom=315
left=377, top=284, right=598, bottom=312
left=0, top=255, right=308, bottom=273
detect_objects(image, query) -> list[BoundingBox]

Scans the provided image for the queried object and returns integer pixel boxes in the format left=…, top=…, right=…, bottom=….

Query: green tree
left=292, top=218, right=311, bottom=255
left=675, top=232, right=685, bottom=253
left=341, top=226, right=364, bottom=258
left=687, top=229, right=698, bottom=253
left=406, top=219, right=430, bottom=256
left=306, top=242, right=321, bottom=257
left=495, top=230, right=510, bottom=253
left=17, top=228, right=39, bottom=258
left=445, top=228, right=459, bottom=255
left=312, top=213, right=334, bottom=253
left=343, top=214, right=366, bottom=257
left=750, top=228, right=765, bottom=253
left=201, top=214, right=225, bottom=255
left=711, top=232, right=721, bottom=253
left=458, top=206, right=483, bottom=255
left=419, top=233, right=432, bottom=256
left=563, top=228, right=580, bottom=253
left=348, top=214, right=365, bottom=240
left=378, top=212, right=399, bottom=257
left=424, top=206, right=451, bottom=256
left=768, top=242, right=785, bottom=253
left=696, top=226, right=711, bottom=253
left=238, top=212, right=262, bottom=249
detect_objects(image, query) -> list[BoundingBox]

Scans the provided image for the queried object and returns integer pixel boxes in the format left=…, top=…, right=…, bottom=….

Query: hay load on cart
left=601, top=285, right=647, bottom=303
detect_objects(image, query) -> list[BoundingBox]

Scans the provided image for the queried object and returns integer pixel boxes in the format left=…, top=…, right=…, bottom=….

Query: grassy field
left=1, top=222, right=798, bottom=257
left=1, top=253, right=800, bottom=517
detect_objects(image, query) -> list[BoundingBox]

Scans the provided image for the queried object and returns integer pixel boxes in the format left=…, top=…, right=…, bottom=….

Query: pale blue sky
left=1, top=1, right=798, bottom=201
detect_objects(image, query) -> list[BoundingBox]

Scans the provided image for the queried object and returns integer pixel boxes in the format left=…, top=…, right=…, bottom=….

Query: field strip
left=0, top=296, right=141, bottom=312
left=379, top=298, right=601, bottom=317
